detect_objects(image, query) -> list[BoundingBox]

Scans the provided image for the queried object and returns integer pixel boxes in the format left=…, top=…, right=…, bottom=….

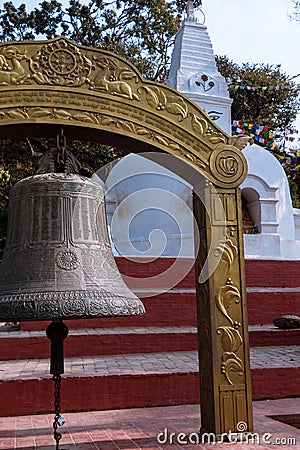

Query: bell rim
left=0, top=289, right=146, bottom=322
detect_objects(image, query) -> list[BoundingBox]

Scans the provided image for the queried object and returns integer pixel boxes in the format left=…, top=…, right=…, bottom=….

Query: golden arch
left=0, top=37, right=253, bottom=436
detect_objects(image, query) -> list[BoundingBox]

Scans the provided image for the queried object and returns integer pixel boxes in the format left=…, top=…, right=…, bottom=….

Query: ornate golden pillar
left=194, top=174, right=253, bottom=436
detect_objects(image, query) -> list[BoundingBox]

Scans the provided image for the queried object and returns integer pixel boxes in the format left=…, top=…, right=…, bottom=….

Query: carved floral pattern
left=219, top=156, right=238, bottom=175
left=0, top=290, right=145, bottom=321
left=190, top=113, right=208, bottom=135
left=217, top=326, right=243, bottom=353
left=214, top=237, right=238, bottom=279
left=216, top=279, right=241, bottom=326
left=205, top=127, right=226, bottom=145
left=138, top=86, right=188, bottom=120
left=214, top=225, right=245, bottom=384
left=95, top=114, right=181, bottom=151
left=217, top=325, right=244, bottom=384
left=0, top=107, right=183, bottom=153
left=228, top=134, right=252, bottom=150
left=221, top=352, right=244, bottom=385
left=56, top=250, right=80, bottom=270
left=0, top=105, right=206, bottom=172
left=210, top=147, right=246, bottom=185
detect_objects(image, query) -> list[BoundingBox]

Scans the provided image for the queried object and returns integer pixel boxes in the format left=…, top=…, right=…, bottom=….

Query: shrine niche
left=0, top=37, right=253, bottom=437
left=242, top=192, right=259, bottom=234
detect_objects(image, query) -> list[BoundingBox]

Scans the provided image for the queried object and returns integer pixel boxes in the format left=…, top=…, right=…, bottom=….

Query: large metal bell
left=0, top=171, right=145, bottom=322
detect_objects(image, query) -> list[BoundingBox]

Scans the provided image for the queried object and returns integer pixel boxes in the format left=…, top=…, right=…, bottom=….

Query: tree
left=289, top=0, right=300, bottom=21
left=0, top=0, right=185, bottom=81
left=216, top=55, right=300, bottom=130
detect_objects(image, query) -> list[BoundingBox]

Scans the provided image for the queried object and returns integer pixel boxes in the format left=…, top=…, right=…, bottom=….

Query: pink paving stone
left=0, top=398, right=299, bottom=450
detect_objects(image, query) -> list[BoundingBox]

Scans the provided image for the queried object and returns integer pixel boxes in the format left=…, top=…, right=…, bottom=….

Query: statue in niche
left=242, top=196, right=258, bottom=234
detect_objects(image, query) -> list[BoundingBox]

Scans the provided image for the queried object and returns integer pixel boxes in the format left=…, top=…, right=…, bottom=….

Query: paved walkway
left=0, top=398, right=299, bottom=449
left=0, top=346, right=299, bottom=380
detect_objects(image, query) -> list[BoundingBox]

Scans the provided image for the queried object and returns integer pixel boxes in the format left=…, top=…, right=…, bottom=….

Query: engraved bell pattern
left=0, top=172, right=145, bottom=321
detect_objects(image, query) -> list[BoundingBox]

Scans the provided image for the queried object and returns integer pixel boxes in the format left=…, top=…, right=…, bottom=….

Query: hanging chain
left=53, top=374, right=62, bottom=450
left=47, top=321, right=68, bottom=450
left=56, top=129, right=67, bottom=169
left=53, top=374, right=67, bottom=449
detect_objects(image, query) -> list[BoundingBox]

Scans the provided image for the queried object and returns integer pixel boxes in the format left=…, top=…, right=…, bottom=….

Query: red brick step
left=247, top=289, right=300, bottom=325
left=245, top=259, right=300, bottom=287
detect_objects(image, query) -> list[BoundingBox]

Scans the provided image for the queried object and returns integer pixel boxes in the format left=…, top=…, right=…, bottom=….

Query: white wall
left=103, top=153, right=194, bottom=258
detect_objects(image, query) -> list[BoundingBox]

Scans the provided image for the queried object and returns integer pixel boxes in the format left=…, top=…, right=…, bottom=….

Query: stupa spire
left=166, top=0, right=232, bottom=134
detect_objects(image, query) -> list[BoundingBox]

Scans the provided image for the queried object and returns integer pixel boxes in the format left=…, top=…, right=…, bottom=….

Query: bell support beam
left=193, top=184, right=253, bottom=436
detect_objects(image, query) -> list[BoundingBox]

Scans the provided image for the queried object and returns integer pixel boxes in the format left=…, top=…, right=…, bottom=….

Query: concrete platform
left=0, top=398, right=299, bottom=449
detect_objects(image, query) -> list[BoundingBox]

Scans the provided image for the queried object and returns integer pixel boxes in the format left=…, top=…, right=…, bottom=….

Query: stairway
left=0, top=258, right=299, bottom=417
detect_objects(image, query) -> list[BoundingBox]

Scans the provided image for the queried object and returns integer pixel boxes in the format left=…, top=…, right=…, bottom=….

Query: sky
left=8, top=0, right=300, bottom=130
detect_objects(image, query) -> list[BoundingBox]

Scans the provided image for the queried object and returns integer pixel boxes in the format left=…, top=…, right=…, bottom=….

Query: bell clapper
left=46, top=320, right=69, bottom=450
